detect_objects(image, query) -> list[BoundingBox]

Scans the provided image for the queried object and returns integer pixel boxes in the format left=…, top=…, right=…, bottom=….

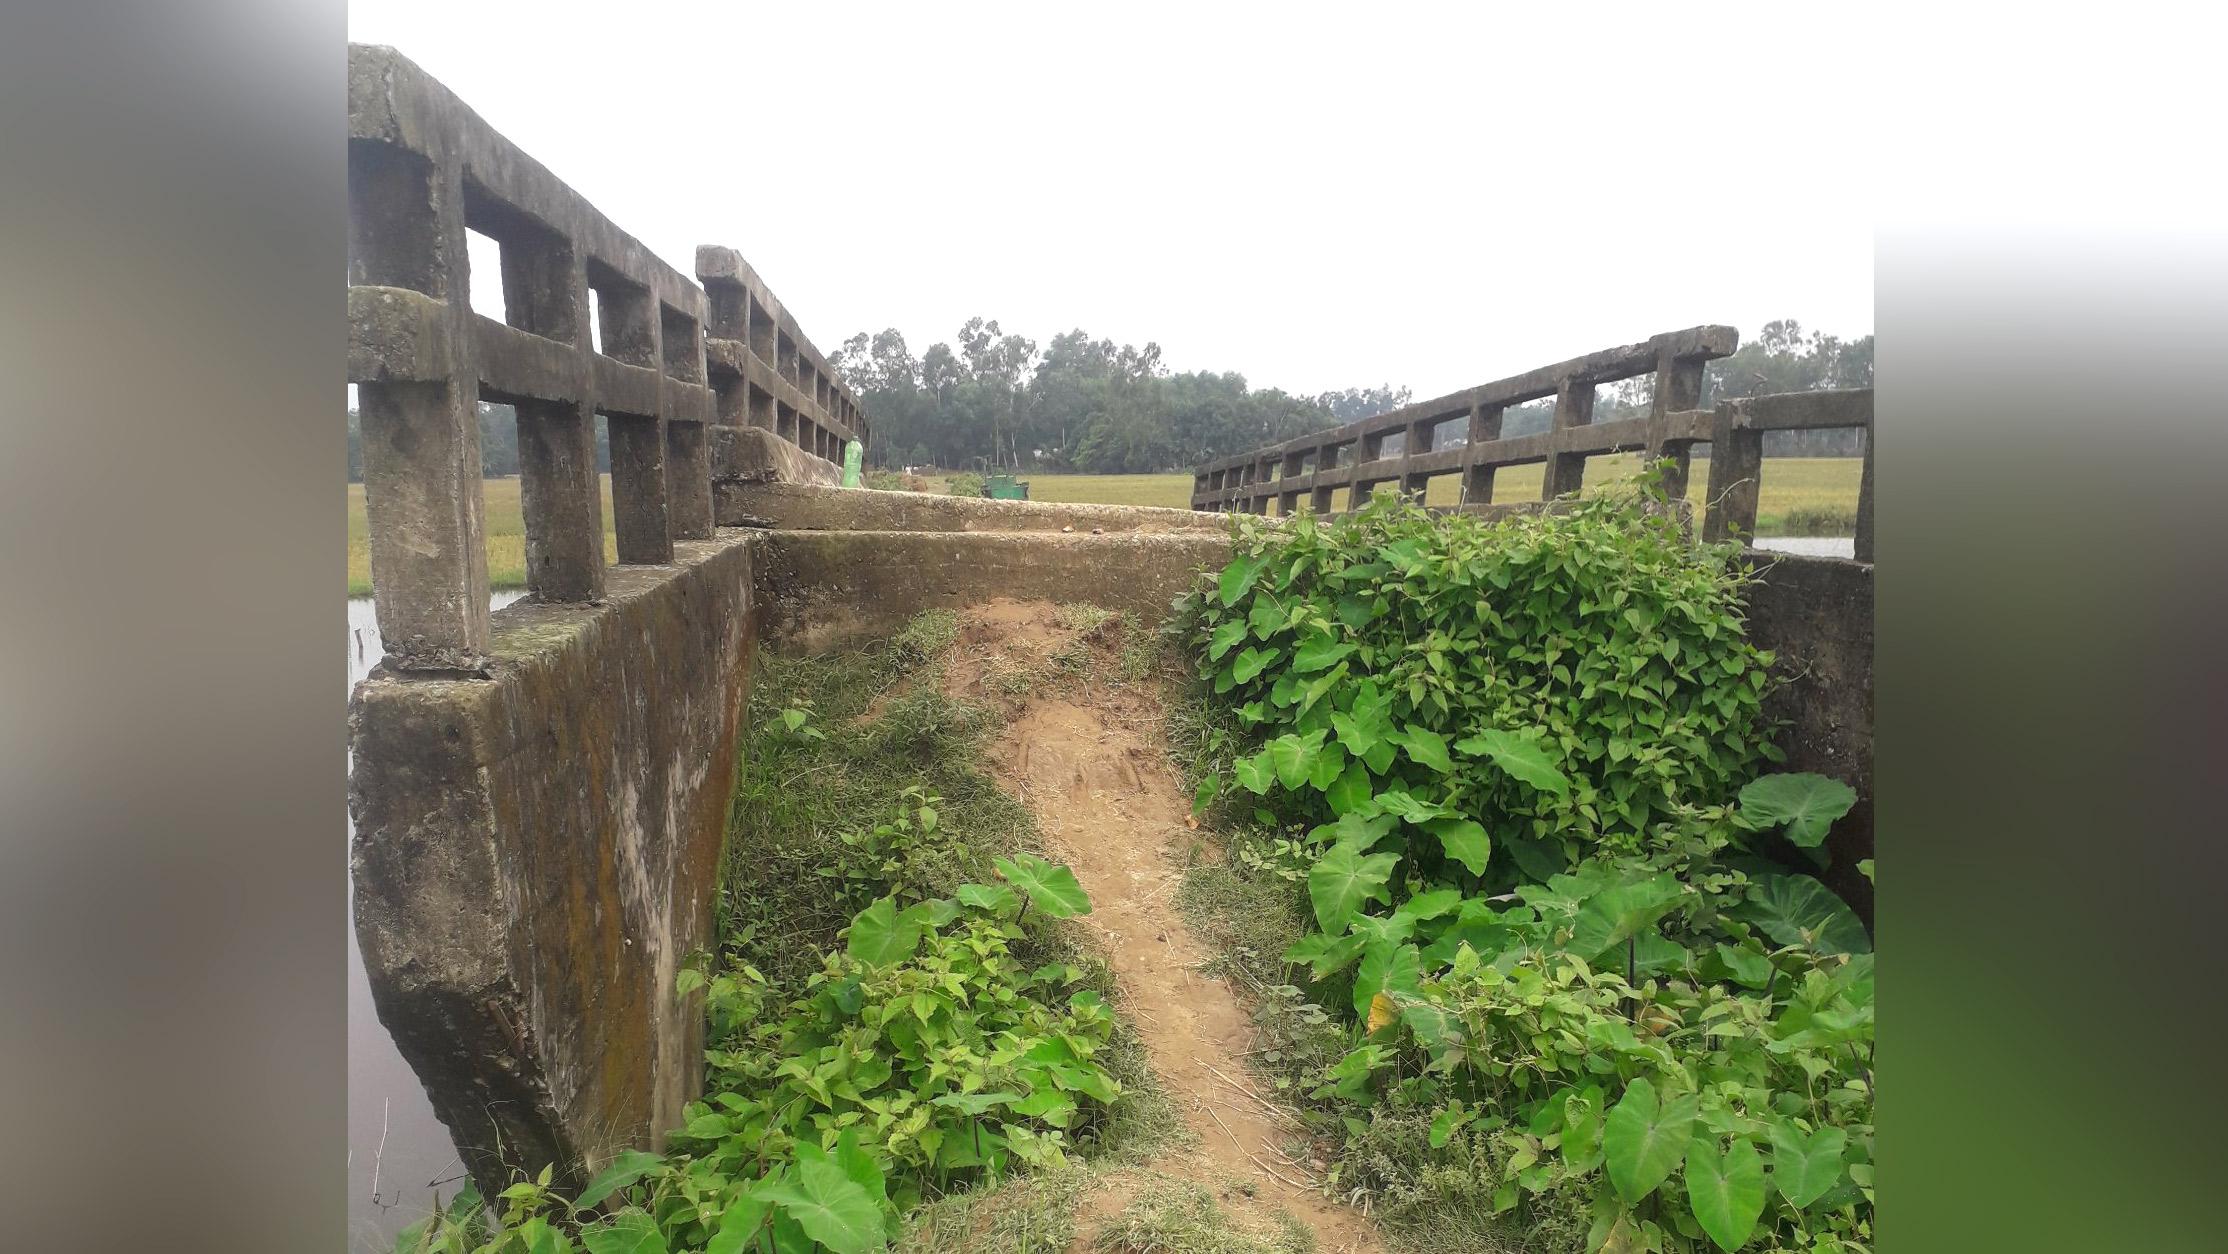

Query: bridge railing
left=346, top=44, right=863, bottom=672
left=1189, top=327, right=1874, bottom=562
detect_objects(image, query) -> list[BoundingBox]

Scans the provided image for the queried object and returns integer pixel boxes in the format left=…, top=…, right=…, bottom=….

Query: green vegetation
left=395, top=614, right=1173, bottom=1254
left=1169, top=478, right=1874, bottom=1252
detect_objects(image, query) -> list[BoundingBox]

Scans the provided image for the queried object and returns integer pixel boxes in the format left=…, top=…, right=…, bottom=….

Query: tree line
left=342, top=319, right=1870, bottom=480
left=831, top=316, right=1872, bottom=472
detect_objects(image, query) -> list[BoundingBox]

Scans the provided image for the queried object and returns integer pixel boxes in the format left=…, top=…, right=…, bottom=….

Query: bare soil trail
left=943, top=601, right=1384, bottom=1253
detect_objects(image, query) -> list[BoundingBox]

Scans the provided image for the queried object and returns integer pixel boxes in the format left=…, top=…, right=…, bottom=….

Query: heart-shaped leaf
left=582, top=1211, right=669, bottom=1254
left=1268, top=729, right=1327, bottom=792
left=1308, top=840, right=1398, bottom=933
left=1353, top=941, right=1421, bottom=1020
left=1218, top=553, right=1265, bottom=606
left=1392, top=725, right=1454, bottom=775
left=955, top=882, right=1017, bottom=915
left=1233, top=749, right=1275, bottom=795
left=1768, top=1121, right=1847, bottom=1208
left=1737, top=872, right=1869, bottom=955
left=1207, top=619, right=1248, bottom=661
left=1454, top=727, right=1571, bottom=796
left=993, top=854, right=1092, bottom=918
left=757, top=1142, right=887, bottom=1254
left=1566, top=873, right=1685, bottom=961
left=1426, top=817, right=1491, bottom=877
left=845, top=896, right=926, bottom=968
left=1739, top=772, right=1858, bottom=848
left=1293, top=634, right=1356, bottom=673
left=1603, top=1077, right=1697, bottom=1202
left=1230, top=646, right=1279, bottom=684
left=1685, top=1135, right=1765, bottom=1251
left=1325, top=761, right=1373, bottom=814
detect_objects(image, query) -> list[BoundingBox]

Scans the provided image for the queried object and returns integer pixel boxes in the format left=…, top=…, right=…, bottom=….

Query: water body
left=347, top=592, right=523, bottom=1250
left=1754, top=535, right=1856, bottom=558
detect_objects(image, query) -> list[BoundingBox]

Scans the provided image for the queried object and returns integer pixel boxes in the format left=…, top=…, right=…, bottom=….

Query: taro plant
left=1179, top=476, right=1875, bottom=1251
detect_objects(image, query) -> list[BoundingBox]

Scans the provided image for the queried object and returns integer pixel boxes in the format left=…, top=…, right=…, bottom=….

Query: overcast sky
left=347, top=2, right=1873, bottom=400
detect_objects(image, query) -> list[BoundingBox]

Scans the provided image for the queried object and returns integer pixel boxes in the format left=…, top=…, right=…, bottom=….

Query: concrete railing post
left=1648, top=343, right=1708, bottom=499
left=1542, top=376, right=1596, bottom=499
left=348, top=133, right=490, bottom=671
left=1701, top=401, right=1762, bottom=543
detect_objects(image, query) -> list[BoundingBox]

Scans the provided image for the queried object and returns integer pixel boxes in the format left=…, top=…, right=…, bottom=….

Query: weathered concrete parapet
left=1189, top=327, right=1737, bottom=515
left=1741, top=551, right=1875, bottom=921
left=349, top=43, right=718, bottom=665
left=753, top=531, right=1233, bottom=653
left=724, top=481, right=1235, bottom=535
left=350, top=531, right=759, bottom=1200
left=711, top=426, right=842, bottom=502
left=696, top=245, right=869, bottom=464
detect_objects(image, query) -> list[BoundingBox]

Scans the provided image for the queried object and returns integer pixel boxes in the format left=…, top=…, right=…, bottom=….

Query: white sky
left=348, top=1, right=1874, bottom=400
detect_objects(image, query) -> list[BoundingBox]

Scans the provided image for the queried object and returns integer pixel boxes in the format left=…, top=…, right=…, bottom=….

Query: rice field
left=346, top=457, right=1859, bottom=596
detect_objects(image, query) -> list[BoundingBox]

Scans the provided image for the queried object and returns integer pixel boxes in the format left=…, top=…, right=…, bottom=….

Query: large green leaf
left=1207, top=619, right=1248, bottom=661
left=1229, top=646, right=1279, bottom=684
left=1768, top=1121, right=1847, bottom=1208
left=1685, top=1136, right=1765, bottom=1251
left=1218, top=553, right=1266, bottom=606
left=1307, top=840, right=1397, bottom=933
left=1267, top=729, right=1328, bottom=792
left=1426, top=817, right=1491, bottom=877
left=1739, top=772, right=1857, bottom=848
left=757, top=1142, right=887, bottom=1254
left=1293, top=634, right=1356, bottom=673
left=955, top=882, right=1017, bottom=915
left=1565, top=873, right=1685, bottom=961
left=1738, top=872, right=1869, bottom=955
left=705, top=1197, right=770, bottom=1254
left=993, top=854, right=1092, bottom=918
left=1603, top=1078, right=1697, bottom=1202
left=1454, top=728, right=1571, bottom=796
left=573, top=1150, right=666, bottom=1210
left=1326, top=761, right=1373, bottom=815
left=581, top=1212, right=669, bottom=1254
left=1392, top=725, right=1454, bottom=775
left=1233, top=750, right=1275, bottom=795
left=1352, top=941, right=1421, bottom=1020
left=845, top=896, right=925, bottom=968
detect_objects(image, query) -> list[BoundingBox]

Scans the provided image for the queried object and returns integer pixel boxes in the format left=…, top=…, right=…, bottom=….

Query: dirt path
left=949, top=602, right=1383, bottom=1253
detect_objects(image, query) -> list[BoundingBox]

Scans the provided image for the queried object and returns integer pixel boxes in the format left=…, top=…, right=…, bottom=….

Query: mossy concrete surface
left=349, top=530, right=759, bottom=1200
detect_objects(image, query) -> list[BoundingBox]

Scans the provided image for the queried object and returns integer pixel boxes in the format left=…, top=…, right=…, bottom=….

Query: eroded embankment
left=939, top=600, right=1382, bottom=1253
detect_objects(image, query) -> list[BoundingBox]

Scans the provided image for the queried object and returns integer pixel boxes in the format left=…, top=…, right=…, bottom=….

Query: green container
left=984, top=473, right=1030, bottom=500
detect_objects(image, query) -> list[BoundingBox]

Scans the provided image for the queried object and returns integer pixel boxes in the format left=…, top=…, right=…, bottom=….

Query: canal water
left=346, top=591, right=523, bottom=1250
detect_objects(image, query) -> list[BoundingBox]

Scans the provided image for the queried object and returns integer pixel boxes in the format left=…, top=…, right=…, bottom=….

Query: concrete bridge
left=346, top=43, right=1873, bottom=1203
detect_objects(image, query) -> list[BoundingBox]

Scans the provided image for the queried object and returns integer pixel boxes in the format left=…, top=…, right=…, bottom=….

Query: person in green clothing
left=842, top=439, right=863, bottom=487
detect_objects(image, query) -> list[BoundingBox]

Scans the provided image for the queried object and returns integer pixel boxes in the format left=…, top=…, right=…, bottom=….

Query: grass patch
left=1091, top=1179, right=1315, bottom=1254
left=726, top=613, right=1185, bottom=1217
